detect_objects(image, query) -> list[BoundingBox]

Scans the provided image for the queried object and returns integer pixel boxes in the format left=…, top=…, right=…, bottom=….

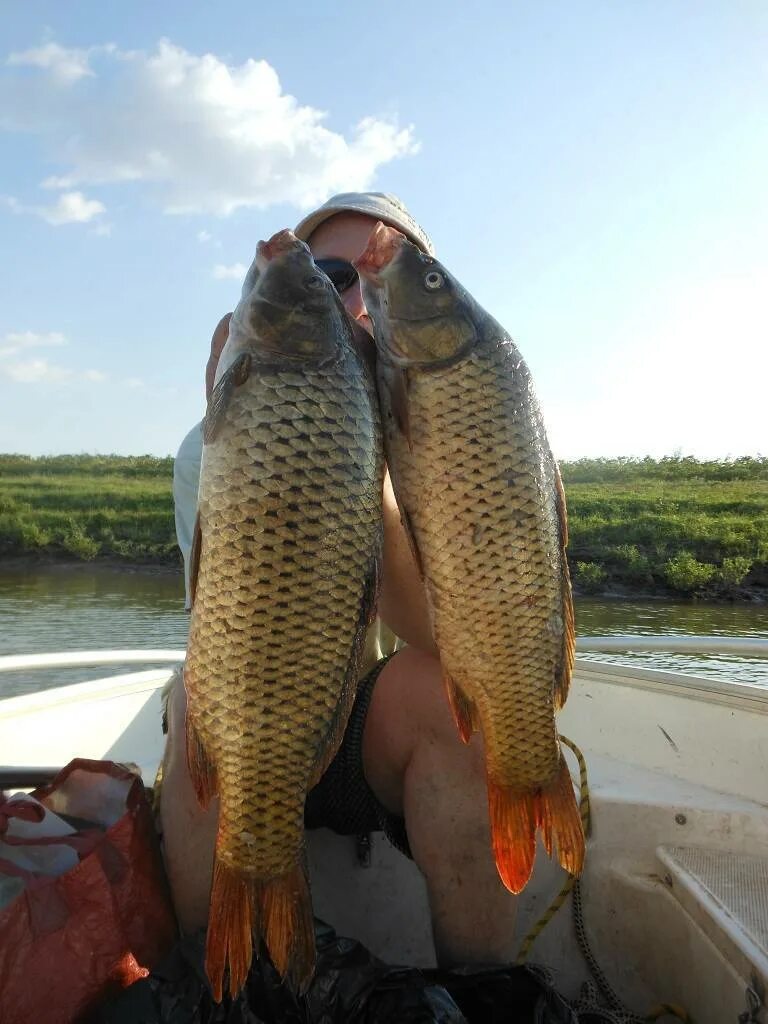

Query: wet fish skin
left=184, top=230, right=383, bottom=1000
left=355, top=223, right=583, bottom=893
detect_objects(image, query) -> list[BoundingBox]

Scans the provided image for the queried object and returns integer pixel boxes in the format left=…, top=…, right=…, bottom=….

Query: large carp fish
left=354, top=223, right=584, bottom=894
left=184, top=230, right=383, bottom=1000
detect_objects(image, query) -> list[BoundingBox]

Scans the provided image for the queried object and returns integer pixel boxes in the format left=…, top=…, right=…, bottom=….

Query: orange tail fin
left=205, top=857, right=315, bottom=1002
left=205, top=858, right=255, bottom=1002
left=487, top=754, right=585, bottom=894
left=261, top=860, right=316, bottom=992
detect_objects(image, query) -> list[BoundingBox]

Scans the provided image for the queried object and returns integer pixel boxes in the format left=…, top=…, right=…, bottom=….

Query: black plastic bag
left=94, top=920, right=576, bottom=1024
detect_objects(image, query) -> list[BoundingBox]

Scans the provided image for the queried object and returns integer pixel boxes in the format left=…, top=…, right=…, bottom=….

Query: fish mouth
left=353, top=221, right=408, bottom=284
left=255, top=229, right=311, bottom=272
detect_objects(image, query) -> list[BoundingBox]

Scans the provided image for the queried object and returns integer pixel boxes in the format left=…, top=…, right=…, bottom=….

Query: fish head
left=354, top=222, right=477, bottom=368
left=224, top=229, right=351, bottom=370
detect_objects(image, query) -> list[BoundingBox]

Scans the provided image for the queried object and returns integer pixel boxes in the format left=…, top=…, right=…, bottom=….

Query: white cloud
left=125, top=377, right=144, bottom=389
left=0, top=330, right=66, bottom=356
left=3, top=357, right=73, bottom=383
left=43, top=191, right=105, bottom=224
left=4, top=190, right=106, bottom=225
left=213, top=262, right=247, bottom=280
left=7, top=42, right=94, bottom=84
left=0, top=330, right=107, bottom=385
left=0, top=39, right=419, bottom=216
left=197, top=230, right=211, bottom=243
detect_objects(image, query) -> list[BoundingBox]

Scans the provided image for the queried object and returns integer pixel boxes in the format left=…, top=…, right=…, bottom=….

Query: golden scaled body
left=357, top=224, right=583, bottom=893
left=184, top=233, right=383, bottom=999
left=387, top=343, right=570, bottom=790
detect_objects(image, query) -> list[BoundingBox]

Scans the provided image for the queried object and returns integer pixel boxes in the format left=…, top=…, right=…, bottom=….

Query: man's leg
left=159, top=670, right=217, bottom=935
left=362, top=646, right=519, bottom=966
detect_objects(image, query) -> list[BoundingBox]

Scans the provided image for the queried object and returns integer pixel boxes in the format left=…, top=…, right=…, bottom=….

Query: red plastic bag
left=0, top=759, right=178, bottom=1024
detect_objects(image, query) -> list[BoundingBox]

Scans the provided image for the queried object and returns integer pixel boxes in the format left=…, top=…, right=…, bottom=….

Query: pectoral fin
left=189, top=513, right=202, bottom=607
left=399, top=502, right=425, bottom=580
left=203, top=352, right=252, bottom=444
left=379, top=361, right=412, bottom=451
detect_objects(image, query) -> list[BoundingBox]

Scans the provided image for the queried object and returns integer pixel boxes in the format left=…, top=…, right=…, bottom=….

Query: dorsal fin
left=553, top=465, right=575, bottom=709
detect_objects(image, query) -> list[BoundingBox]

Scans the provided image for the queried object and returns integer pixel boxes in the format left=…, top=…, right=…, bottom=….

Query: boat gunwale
left=0, top=641, right=766, bottom=716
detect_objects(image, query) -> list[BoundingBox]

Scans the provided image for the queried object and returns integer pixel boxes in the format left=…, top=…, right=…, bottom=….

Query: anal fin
left=443, top=668, right=476, bottom=744
left=488, top=753, right=585, bottom=894
left=185, top=705, right=217, bottom=809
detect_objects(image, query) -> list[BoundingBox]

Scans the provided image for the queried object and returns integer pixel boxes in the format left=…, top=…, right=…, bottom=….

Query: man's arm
left=378, top=469, right=438, bottom=656
left=174, top=314, right=232, bottom=609
left=173, top=423, right=203, bottom=610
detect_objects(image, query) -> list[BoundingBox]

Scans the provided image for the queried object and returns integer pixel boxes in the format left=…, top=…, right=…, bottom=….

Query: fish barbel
left=355, top=223, right=584, bottom=893
left=184, top=230, right=383, bottom=999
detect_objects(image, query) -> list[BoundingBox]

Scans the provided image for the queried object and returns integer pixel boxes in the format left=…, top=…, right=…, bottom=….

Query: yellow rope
left=515, top=734, right=590, bottom=965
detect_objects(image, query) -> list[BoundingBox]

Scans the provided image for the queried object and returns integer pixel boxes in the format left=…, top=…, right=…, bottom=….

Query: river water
left=0, top=564, right=766, bottom=699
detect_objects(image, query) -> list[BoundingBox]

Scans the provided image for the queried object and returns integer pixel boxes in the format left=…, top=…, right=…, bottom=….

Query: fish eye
left=306, top=274, right=326, bottom=290
left=424, top=271, right=444, bottom=291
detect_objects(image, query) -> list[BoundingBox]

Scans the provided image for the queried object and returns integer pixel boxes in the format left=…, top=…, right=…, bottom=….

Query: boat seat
left=657, top=845, right=768, bottom=984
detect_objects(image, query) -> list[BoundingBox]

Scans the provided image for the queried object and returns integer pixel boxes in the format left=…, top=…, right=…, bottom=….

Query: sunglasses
left=314, top=258, right=359, bottom=294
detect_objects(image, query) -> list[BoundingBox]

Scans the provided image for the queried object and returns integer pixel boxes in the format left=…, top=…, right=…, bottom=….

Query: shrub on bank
left=0, top=454, right=765, bottom=599
left=575, top=562, right=607, bottom=593
left=663, top=553, right=718, bottom=593
left=718, top=556, right=752, bottom=588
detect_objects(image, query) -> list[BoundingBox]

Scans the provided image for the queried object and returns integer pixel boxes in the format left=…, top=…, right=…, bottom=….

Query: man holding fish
left=163, top=192, right=582, bottom=997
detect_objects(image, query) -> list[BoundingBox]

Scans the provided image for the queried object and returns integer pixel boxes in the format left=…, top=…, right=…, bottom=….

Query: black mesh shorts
left=303, top=654, right=412, bottom=857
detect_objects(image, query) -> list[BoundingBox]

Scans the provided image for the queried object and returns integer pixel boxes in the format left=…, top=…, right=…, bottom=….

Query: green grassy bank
left=1, top=454, right=766, bottom=601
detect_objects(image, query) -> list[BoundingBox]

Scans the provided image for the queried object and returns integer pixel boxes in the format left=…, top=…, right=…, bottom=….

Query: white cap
left=294, top=192, right=434, bottom=256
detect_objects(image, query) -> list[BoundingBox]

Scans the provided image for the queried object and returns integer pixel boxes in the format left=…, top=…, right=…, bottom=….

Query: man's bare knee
left=361, top=649, right=518, bottom=965
left=362, top=647, right=450, bottom=816
left=159, top=666, right=218, bottom=934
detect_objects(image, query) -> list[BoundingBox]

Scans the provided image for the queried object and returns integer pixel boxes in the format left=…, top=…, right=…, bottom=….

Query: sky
left=1, top=2, right=766, bottom=460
